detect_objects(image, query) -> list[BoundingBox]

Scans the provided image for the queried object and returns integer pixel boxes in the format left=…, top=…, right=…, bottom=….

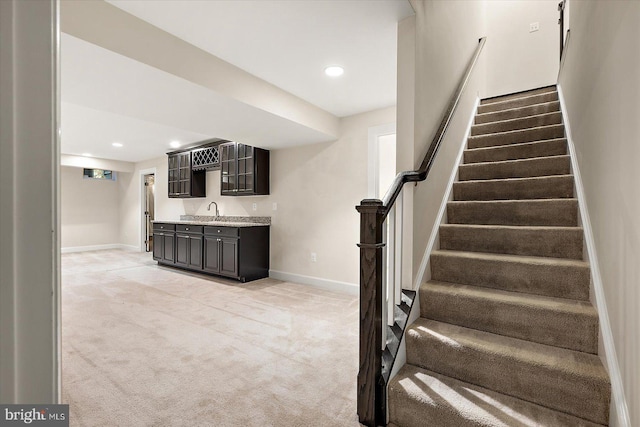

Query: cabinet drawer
left=204, top=226, right=239, bottom=237
left=176, top=224, right=203, bottom=234
left=153, top=223, right=175, bottom=231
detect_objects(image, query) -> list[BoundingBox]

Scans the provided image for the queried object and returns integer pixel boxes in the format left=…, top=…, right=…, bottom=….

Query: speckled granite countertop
left=152, top=215, right=270, bottom=227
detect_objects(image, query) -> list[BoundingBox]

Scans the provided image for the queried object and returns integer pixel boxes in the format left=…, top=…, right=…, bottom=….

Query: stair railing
left=558, top=0, right=567, bottom=61
left=355, top=36, right=486, bottom=427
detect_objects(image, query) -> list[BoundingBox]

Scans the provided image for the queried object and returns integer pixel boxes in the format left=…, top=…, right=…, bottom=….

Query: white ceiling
left=61, top=0, right=414, bottom=163
left=61, top=33, right=335, bottom=162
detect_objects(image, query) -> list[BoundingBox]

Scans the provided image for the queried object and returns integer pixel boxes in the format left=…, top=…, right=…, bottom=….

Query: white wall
left=60, top=166, right=123, bottom=250
left=119, top=106, right=396, bottom=289
left=409, top=0, right=486, bottom=286
left=396, top=15, right=415, bottom=289
left=0, top=0, right=59, bottom=403
left=558, top=1, right=639, bottom=425
left=485, top=0, right=559, bottom=97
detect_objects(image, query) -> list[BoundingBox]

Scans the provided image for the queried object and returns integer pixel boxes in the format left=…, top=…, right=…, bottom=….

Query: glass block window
left=83, top=168, right=116, bottom=181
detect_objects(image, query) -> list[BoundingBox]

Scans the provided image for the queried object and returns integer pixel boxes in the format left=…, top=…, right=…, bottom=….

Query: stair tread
left=409, top=318, right=608, bottom=382
left=459, top=154, right=570, bottom=168
left=481, top=86, right=557, bottom=105
left=475, top=101, right=561, bottom=124
left=469, top=123, right=564, bottom=141
left=423, top=280, right=596, bottom=316
left=466, top=138, right=566, bottom=154
left=421, top=280, right=598, bottom=353
left=449, top=197, right=577, bottom=203
left=405, top=319, right=609, bottom=424
left=389, top=364, right=605, bottom=427
left=471, top=111, right=562, bottom=135
left=455, top=174, right=573, bottom=185
left=478, top=92, right=559, bottom=115
left=447, top=198, right=578, bottom=227
left=440, top=224, right=582, bottom=232
left=475, top=110, right=560, bottom=125
left=439, top=224, right=584, bottom=260
left=482, top=90, right=558, bottom=106
left=431, top=249, right=588, bottom=269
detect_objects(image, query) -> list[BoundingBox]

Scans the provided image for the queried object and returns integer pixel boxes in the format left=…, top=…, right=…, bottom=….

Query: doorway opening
left=368, top=122, right=397, bottom=199
left=143, top=173, right=155, bottom=252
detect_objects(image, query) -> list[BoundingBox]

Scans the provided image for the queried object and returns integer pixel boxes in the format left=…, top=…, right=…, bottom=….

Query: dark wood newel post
left=356, top=199, right=386, bottom=427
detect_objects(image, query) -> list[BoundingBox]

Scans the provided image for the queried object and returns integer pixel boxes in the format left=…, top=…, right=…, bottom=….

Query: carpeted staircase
left=388, top=86, right=611, bottom=426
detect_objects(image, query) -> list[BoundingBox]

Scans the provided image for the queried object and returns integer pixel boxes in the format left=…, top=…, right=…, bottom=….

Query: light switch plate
left=530, top=22, right=540, bottom=32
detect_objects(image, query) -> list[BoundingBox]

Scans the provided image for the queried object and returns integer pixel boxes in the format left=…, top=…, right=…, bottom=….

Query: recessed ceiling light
left=112, top=142, right=123, bottom=148
left=82, top=153, right=92, bottom=157
left=324, top=66, right=344, bottom=77
left=170, top=141, right=181, bottom=148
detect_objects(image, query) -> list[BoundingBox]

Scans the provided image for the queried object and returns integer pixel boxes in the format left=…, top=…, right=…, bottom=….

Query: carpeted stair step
left=439, top=224, right=583, bottom=259
left=471, top=111, right=562, bottom=136
left=458, top=155, right=570, bottom=181
left=405, top=319, right=610, bottom=425
left=388, top=364, right=605, bottom=427
left=468, top=124, right=565, bottom=149
left=478, top=91, right=559, bottom=114
left=453, top=175, right=574, bottom=201
left=447, top=199, right=578, bottom=226
left=430, top=250, right=589, bottom=300
left=420, top=281, right=599, bottom=353
left=475, top=100, right=561, bottom=124
left=464, top=138, right=567, bottom=164
left=480, top=86, right=557, bottom=105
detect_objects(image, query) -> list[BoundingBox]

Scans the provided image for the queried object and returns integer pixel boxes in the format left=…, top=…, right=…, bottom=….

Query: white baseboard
left=413, top=96, right=480, bottom=290
left=61, top=243, right=139, bottom=254
left=269, top=270, right=358, bottom=295
left=557, top=85, right=631, bottom=427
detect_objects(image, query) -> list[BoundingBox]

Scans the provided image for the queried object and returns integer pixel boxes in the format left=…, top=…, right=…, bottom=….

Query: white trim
left=367, top=122, right=397, bottom=199
left=269, top=270, right=358, bottom=295
left=61, top=244, right=138, bottom=254
left=139, top=167, right=156, bottom=252
left=413, top=96, right=480, bottom=290
left=557, top=85, right=631, bottom=427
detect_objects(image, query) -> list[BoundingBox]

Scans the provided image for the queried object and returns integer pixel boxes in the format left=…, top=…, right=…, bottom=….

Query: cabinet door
left=153, top=233, right=164, bottom=261
left=175, top=234, right=189, bottom=267
left=168, top=154, right=179, bottom=197
left=178, top=152, right=191, bottom=196
left=163, top=232, right=175, bottom=263
left=220, top=143, right=237, bottom=195
left=188, top=235, right=203, bottom=269
left=203, top=236, right=220, bottom=272
left=220, top=238, right=239, bottom=277
left=236, top=143, right=254, bottom=194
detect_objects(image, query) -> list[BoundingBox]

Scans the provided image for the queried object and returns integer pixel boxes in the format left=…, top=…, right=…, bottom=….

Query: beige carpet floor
left=62, top=249, right=361, bottom=427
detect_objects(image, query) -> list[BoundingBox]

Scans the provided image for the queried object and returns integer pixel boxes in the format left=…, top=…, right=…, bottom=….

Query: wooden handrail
left=558, top=0, right=566, bottom=61
left=355, top=36, right=486, bottom=427
left=380, top=37, right=486, bottom=216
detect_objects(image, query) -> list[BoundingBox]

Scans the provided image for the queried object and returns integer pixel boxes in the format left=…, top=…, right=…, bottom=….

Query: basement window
left=83, top=168, right=116, bottom=181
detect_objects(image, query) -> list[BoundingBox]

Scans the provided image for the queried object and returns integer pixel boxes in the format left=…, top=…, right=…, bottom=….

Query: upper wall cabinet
left=220, top=142, right=269, bottom=196
left=168, top=151, right=206, bottom=198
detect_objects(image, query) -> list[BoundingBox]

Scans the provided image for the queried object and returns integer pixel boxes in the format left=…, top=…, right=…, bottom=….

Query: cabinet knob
left=217, top=239, right=221, bottom=242
left=218, top=230, right=221, bottom=233
left=186, top=227, right=189, bottom=230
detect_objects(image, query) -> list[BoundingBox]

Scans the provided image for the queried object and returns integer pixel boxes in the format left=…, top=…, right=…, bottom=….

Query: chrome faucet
left=207, top=201, right=219, bottom=217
